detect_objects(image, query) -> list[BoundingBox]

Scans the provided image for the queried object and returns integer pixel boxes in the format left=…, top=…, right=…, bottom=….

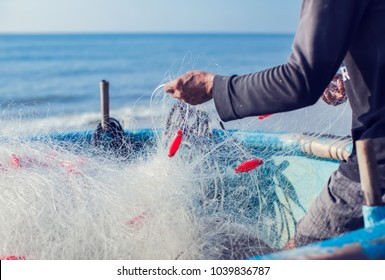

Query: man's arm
left=213, top=0, right=369, bottom=121
left=164, top=1, right=368, bottom=121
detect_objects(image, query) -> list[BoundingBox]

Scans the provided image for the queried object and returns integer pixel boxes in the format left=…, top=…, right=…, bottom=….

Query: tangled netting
left=0, top=85, right=351, bottom=260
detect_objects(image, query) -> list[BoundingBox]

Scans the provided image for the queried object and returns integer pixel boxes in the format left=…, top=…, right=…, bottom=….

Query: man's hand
left=164, top=71, right=215, bottom=105
left=321, top=73, right=347, bottom=106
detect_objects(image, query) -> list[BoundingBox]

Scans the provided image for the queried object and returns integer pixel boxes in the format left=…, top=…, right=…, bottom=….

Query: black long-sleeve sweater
left=213, top=0, right=385, bottom=185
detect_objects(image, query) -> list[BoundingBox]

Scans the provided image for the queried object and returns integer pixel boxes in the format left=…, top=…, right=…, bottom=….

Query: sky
left=0, top=0, right=302, bottom=34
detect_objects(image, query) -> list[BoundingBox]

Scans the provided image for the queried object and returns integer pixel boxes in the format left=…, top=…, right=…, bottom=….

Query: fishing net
left=0, top=81, right=352, bottom=260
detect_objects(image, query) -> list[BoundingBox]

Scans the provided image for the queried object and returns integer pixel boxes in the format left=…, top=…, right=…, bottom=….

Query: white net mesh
left=0, top=83, right=352, bottom=260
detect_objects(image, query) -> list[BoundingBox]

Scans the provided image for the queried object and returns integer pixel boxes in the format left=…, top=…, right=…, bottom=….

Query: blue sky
left=0, top=0, right=302, bottom=34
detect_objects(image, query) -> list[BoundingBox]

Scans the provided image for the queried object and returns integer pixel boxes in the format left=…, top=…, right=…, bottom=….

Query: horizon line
left=0, top=31, right=295, bottom=36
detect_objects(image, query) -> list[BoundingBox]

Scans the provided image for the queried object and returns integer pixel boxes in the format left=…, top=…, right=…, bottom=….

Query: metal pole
left=356, top=139, right=383, bottom=206
left=100, top=80, right=110, bottom=130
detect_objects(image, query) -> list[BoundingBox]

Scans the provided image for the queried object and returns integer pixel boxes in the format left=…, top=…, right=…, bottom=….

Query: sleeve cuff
left=213, top=75, right=239, bottom=122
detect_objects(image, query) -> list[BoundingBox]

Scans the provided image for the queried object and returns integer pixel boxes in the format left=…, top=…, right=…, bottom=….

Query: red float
left=168, top=130, right=183, bottom=157
left=234, top=159, right=264, bottom=174
left=258, top=114, right=272, bottom=120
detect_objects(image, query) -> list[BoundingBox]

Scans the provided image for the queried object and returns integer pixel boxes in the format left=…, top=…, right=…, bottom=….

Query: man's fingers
left=172, top=89, right=183, bottom=99
left=164, top=78, right=184, bottom=94
left=322, top=90, right=333, bottom=104
left=328, top=83, right=338, bottom=93
left=337, top=79, right=345, bottom=92
left=164, top=81, right=176, bottom=93
left=322, top=73, right=347, bottom=106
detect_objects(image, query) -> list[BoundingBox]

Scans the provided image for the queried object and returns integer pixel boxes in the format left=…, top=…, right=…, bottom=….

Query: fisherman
left=164, top=0, right=385, bottom=248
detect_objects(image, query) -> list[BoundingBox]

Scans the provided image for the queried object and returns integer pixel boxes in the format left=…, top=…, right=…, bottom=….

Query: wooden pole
left=100, top=80, right=109, bottom=130
left=356, top=139, right=383, bottom=206
left=300, top=138, right=351, bottom=161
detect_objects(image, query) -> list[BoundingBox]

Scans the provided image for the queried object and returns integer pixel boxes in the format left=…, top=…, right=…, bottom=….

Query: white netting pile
left=0, top=84, right=351, bottom=260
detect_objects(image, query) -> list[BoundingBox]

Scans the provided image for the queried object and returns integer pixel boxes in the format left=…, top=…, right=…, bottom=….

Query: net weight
left=210, top=266, right=270, bottom=276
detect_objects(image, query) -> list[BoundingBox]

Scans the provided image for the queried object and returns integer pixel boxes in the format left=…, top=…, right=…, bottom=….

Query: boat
left=6, top=124, right=381, bottom=260
left=1, top=82, right=383, bottom=260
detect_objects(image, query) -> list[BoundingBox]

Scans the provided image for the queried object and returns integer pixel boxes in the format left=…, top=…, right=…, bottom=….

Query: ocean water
left=0, top=33, right=351, bottom=135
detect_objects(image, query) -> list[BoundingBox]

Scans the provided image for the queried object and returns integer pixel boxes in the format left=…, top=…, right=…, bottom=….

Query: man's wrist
left=205, top=73, right=215, bottom=98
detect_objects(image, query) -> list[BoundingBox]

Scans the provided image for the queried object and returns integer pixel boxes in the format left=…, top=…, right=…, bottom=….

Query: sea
left=0, top=33, right=351, bottom=135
